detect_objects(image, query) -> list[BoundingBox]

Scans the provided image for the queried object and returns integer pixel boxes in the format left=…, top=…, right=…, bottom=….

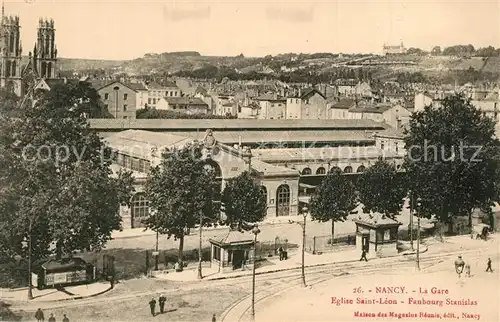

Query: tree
left=357, top=159, right=407, bottom=219
left=0, top=82, right=135, bottom=264
left=221, top=171, right=267, bottom=231
left=403, top=94, right=499, bottom=232
left=144, top=143, right=220, bottom=272
left=310, top=168, right=357, bottom=243
left=431, top=46, right=441, bottom=56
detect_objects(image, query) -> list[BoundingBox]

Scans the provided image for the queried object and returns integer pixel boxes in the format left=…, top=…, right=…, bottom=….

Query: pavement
left=2, top=234, right=495, bottom=306
left=222, top=235, right=499, bottom=322
left=0, top=282, right=111, bottom=303
left=152, top=234, right=499, bottom=283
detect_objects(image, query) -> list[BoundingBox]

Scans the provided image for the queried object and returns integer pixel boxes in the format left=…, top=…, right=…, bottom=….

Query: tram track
left=219, top=248, right=488, bottom=322
left=10, top=246, right=486, bottom=313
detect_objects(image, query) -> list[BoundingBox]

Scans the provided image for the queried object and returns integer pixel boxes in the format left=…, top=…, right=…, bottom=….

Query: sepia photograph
left=0, top=0, right=499, bottom=321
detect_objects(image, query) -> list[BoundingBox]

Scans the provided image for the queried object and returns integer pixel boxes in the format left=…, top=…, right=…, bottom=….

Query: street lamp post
left=28, top=219, right=33, bottom=300
left=154, top=230, right=159, bottom=271
left=416, top=198, right=422, bottom=270
left=250, top=225, right=260, bottom=321
left=409, top=190, right=414, bottom=250
left=301, top=206, right=308, bottom=287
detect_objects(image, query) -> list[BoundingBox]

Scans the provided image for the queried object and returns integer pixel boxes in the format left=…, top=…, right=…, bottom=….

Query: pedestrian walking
left=359, top=249, right=368, bottom=262
left=455, top=256, right=465, bottom=278
left=149, top=297, right=157, bottom=316
left=48, top=313, right=56, bottom=322
left=62, top=314, right=69, bottom=322
left=159, top=294, right=166, bottom=314
left=278, top=247, right=284, bottom=261
left=486, top=258, right=493, bottom=272
left=212, top=313, right=216, bottom=322
left=35, top=308, right=45, bottom=322
left=465, top=263, right=471, bottom=277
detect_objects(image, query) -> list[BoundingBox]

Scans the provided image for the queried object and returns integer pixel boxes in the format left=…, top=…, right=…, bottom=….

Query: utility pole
left=250, top=225, right=260, bottom=321
left=197, top=211, right=203, bottom=280
left=301, top=206, right=307, bottom=287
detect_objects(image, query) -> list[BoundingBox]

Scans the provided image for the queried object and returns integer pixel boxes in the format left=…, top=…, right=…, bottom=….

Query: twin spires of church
left=0, top=1, right=58, bottom=96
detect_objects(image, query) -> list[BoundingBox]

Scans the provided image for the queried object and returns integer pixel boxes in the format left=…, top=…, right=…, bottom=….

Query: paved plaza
left=256, top=251, right=500, bottom=322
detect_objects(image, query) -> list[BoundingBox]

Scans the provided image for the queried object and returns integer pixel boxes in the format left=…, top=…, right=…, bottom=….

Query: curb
left=165, top=244, right=482, bottom=282
left=6, top=284, right=113, bottom=304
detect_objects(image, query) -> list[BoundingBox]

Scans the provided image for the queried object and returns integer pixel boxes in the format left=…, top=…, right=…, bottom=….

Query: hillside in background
left=54, top=51, right=500, bottom=83
left=57, top=57, right=125, bottom=71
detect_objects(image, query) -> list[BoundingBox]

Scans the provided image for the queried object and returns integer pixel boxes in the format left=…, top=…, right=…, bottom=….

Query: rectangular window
left=395, top=142, right=399, bottom=152
left=380, top=141, right=385, bottom=150
left=104, top=93, right=109, bottom=100
left=104, top=104, right=108, bottom=110
left=123, top=93, right=128, bottom=100
left=144, top=161, right=151, bottom=173
left=214, top=246, right=221, bottom=261
left=123, top=104, right=128, bottom=111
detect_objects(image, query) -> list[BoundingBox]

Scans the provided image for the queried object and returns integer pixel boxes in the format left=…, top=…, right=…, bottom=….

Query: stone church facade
left=0, top=3, right=58, bottom=97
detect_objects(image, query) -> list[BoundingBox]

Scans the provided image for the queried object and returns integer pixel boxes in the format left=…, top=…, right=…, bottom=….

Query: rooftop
left=349, top=105, right=393, bottom=113
left=251, top=159, right=299, bottom=177
left=209, top=230, right=255, bottom=246
left=375, top=127, right=406, bottom=139
left=104, top=130, right=194, bottom=159
left=89, top=118, right=389, bottom=131
left=163, top=97, right=208, bottom=106
left=252, top=146, right=399, bottom=162
left=353, top=212, right=401, bottom=228
left=331, top=99, right=356, bottom=109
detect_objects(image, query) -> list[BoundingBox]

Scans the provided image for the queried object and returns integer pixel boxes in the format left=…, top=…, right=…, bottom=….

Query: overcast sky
left=4, top=0, right=500, bottom=60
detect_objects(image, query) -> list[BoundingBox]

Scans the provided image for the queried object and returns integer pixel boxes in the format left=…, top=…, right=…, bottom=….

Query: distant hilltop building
left=383, top=42, right=406, bottom=56
left=0, top=2, right=58, bottom=97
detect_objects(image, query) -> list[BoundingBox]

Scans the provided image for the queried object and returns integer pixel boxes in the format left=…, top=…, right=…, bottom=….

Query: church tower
left=32, top=18, right=57, bottom=79
left=0, top=2, right=23, bottom=96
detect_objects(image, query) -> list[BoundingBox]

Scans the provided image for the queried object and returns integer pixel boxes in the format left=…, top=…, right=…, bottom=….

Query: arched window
left=276, top=184, right=290, bottom=216
left=203, top=160, right=222, bottom=178
left=9, top=32, right=14, bottom=53
left=131, top=193, right=149, bottom=228
left=11, top=61, right=16, bottom=77
left=316, top=167, right=326, bottom=175
left=344, top=166, right=353, bottom=173
left=329, top=166, right=342, bottom=174
left=301, top=167, right=312, bottom=175
left=41, top=62, right=47, bottom=78
left=5, top=61, right=10, bottom=77
left=260, top=186, right=267, bottom=203
left=47, top=62, right=52, bottom=78
left=356, top=165, right=366, bottom=173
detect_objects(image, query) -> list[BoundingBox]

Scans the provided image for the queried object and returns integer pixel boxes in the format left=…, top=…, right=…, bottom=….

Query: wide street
left=255, top=251, right=500, bottom=322
left=8, top=235, right=498, bottom=321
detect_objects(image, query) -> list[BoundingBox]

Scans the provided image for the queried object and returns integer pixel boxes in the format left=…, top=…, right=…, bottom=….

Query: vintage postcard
left=0, top=0, right=499, bottom=321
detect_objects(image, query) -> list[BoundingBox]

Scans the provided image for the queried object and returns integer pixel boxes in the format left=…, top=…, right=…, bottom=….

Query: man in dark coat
left=149, top=297, right=157, bottom=316
left=48, top=313, right=56, bottom=322
left=486, top=258, right=493, bottom=272
left=62, top=314, right=69, bottom=322
left=360, top=249, right=368, bottom=262
left=159, top=294, right=167, bottom=314
left=35, top=308, right=45, bottom=322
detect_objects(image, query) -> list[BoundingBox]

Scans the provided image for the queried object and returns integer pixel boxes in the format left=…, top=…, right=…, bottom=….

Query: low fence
left=305, top=234, right=357, bottom=254
left=255, top=237, right=298, bottom=260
